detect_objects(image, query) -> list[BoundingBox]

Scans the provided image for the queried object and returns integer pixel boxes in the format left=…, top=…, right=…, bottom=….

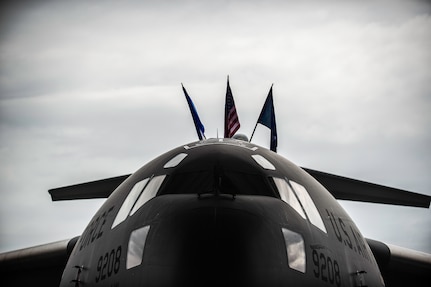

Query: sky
left=0, top=0, right=430, bottom=254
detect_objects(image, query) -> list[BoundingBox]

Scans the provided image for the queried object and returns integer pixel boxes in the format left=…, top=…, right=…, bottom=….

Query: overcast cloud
left=1, top=0, right=430, bottom=253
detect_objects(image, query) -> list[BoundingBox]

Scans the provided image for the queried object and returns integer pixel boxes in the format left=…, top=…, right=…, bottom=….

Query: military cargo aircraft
left=1, top=84, right=430, bottom=287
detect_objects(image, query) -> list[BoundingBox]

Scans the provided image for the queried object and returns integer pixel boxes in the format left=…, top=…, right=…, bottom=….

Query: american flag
left=224, top=78, right=240, bottom=138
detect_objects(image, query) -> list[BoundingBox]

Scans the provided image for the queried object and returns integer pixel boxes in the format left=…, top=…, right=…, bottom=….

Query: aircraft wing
left=0, top=236, right=79, bottom=287
left=48, top=169, right=431, bottom=208
left=366, top=238, right=431, bottom=287
left=303, top=168, right=431, bottom=208
left=48, top=174, right=130, bottom=201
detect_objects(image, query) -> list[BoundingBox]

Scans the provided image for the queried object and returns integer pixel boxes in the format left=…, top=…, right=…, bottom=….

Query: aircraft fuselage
left=60, top=139, right=384, bottom=286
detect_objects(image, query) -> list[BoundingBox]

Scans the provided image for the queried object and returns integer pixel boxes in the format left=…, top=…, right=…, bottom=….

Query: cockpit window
left=273, top=177, right=306, bottom=219
left=112, top=175, right=166, bottom=229
left=289, top=180, right=327, bottom=233
left=272, top=177, right=327, bottom=233
left=112, top=178, right=150, bottom=229
left=130, top=175, right=166, bottom=215
left=251, top=154, right=276, bottom=170
left=127, top=225, right=150, bottom=269
left=164, top=153, right=188, bottom=168
left=158, top=170, right=276, bottom=197
left=282, top=227, right=306, bottom=273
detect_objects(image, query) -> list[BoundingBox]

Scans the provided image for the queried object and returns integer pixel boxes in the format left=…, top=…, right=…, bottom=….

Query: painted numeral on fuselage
left=312, top=249, right=341, bottom=287
left=95, top=246, right=122, bottom=283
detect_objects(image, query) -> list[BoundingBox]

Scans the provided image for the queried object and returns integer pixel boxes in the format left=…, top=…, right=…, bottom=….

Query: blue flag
left=182, top=84, right=205, bottom=140
left=257, top=86, right=277, bottom=152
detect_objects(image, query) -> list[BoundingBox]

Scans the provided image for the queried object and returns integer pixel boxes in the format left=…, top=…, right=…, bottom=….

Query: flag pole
left=249, top=122, right=258, bottom=142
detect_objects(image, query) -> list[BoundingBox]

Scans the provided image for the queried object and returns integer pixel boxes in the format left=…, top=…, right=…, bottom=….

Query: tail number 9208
left=312, top=249, right=341, bottom=287
left=95, top=246, right=122, bottom=283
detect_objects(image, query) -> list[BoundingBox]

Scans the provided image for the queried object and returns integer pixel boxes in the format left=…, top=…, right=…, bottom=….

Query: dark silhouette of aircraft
left=1, top=84, right=430, bottom=287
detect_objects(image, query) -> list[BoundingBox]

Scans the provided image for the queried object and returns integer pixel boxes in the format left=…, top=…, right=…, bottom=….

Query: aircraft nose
left=136, top=197, right=290, bottom=286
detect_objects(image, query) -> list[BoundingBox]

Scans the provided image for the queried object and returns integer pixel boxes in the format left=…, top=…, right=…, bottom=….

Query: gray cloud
left=1, top=0, right=430, bottom=253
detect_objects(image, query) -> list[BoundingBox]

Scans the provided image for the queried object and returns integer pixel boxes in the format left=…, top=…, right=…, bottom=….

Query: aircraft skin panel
left=64, top=195, right=380, bottom=286
left=0, top=236, right=79, bottom=287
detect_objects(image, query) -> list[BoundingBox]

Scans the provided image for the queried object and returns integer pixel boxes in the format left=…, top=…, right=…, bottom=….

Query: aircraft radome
left=0, top=84, right=430, bottom=287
